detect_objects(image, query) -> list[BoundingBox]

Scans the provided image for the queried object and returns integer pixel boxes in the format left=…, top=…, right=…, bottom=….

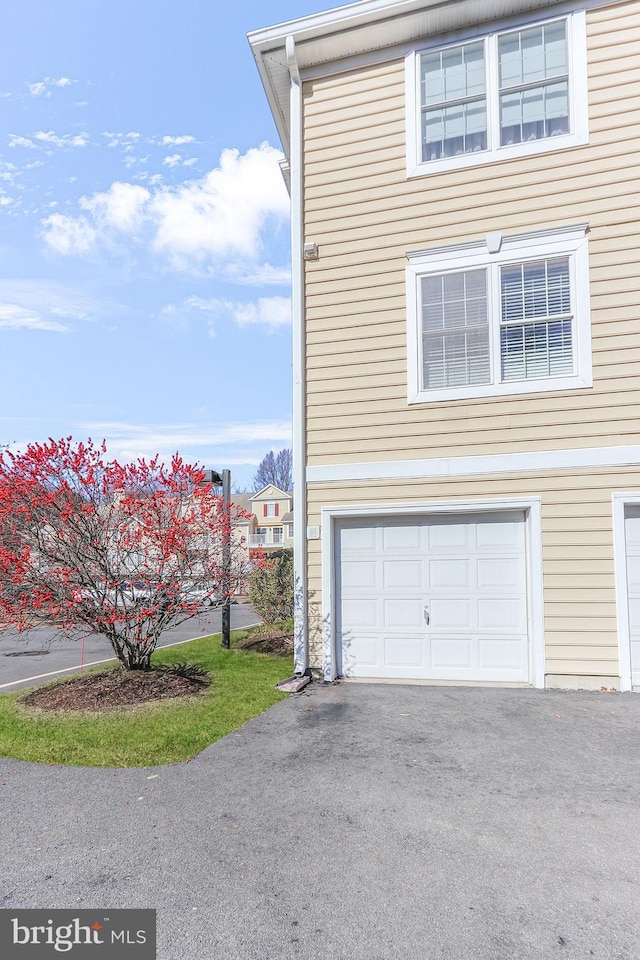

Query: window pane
left=499, top=21, right=567, bottom=87
left=498, top=20, right=569, bottom=145
left=422, top=269, right=490, bottom=388
left=501, top=319, right=573, bottom=380
left=500, top=80, right=568, bottom=144
left=421, top=41, right=485, bottom=105
left=500, top=257, right=573, bottom=382
left=423, top=102, right=487, bottom=160
left=420, top=41, right=487, bottom=161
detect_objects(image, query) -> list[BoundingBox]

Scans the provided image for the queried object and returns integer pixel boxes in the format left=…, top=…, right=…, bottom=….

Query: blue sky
left=0, top=0, right=328, bottom=490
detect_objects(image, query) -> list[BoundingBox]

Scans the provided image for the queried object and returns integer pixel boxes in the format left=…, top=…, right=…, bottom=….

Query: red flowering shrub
left=0, top=438, right=249, bottom=669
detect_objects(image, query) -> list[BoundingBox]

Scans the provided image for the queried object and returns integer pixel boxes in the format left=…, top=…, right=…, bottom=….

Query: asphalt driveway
left=1, top=682, right=639, bottom=959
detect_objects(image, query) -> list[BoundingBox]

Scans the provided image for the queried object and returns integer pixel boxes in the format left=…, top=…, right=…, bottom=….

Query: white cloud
left=40, top=214, right=97, bottom=255
left=227, top=262, right=292, bottom=286
left=80, top=181, right=151, bottom=233
left=151, top=144, right=289, bottom=268
left=104, top=131, right=141, bottom=150
left=0, top=304, right=69, bottom=332
left=160, top=135, right=195, bottom=146
left=33, top=130, right=89, bottom=148
left=160, top=294, right=291, bottom=336
left=8, top=134, right=36, bottom=149
left=230, top=297, right=291, bottom=329
left=40, top=142, right=290, bottom=276
left=162, top=153, right=181, bottom=168
left=29, top=77, right=76, bottom=97
left=0, top=280, right=109, bottom=332
left=77, top=419, right=292, bottom=463
left=184, top=295, right=291, bottom=331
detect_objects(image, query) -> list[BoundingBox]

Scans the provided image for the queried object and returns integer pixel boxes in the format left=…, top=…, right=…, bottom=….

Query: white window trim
left=265, top=502, right=277, bottom=517
left=405, top=10, right=588, bottom=177
left=406, top=223, right=592, bottom=404
left=320, top=497, right=545, bottom=688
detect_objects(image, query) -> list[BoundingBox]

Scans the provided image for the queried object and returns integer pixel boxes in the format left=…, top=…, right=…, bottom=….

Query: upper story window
left=407, top=12, right=587, bottom=176
left=264, top=502, right=278, bottom=517
left=406, top=224, right=591, bottom=404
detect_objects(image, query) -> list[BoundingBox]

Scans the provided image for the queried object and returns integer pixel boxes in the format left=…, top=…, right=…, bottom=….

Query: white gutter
left=286, top=35, right=308, bottom=676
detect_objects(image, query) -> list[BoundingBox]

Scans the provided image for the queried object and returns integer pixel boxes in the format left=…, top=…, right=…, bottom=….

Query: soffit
left=248, top=0, right=567, bottom=157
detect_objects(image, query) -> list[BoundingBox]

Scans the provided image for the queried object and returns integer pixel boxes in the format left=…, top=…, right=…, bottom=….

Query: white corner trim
left=612, top=492, right=640, bottom=692
left=321, top=496, right=545, bottom=687
left=307, top=445, right=640, bottom=485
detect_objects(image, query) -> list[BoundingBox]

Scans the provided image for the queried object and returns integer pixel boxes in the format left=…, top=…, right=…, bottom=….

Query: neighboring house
left=232, top=487, right=294, bottom=558
left=249, top=0, right=640, bottom=690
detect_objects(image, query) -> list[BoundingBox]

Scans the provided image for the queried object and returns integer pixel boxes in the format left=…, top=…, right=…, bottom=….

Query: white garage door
left=624, top=506, right=640, bottom=686
left=336, top=511, right=529, bottom=682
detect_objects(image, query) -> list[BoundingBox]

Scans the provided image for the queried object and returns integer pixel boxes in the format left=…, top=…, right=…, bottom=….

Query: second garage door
left=336, top=511, right=529, bottom=683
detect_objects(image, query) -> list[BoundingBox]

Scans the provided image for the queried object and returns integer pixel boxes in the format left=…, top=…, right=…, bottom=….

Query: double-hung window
left=406, top=224, right=591, bottom=403
left=407, top=12, right=587, bottom=175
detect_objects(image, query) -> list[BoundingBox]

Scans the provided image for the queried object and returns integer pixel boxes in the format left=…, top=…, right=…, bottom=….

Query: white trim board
left=612, top=492, right=640, bottom=693
left=307, top=445, right=640, bottom=484
left=321, top=496, right=545, bottom=688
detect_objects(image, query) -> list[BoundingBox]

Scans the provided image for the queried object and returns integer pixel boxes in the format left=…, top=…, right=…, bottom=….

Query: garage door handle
left=423, top=604, right=430, bottom=626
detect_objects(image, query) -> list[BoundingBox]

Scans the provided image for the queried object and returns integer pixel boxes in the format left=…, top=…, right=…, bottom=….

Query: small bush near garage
left=249, top=548, right=293, bottom=624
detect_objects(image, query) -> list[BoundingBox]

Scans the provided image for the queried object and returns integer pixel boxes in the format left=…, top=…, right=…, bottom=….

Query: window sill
left=407, top=130, right=589, bottom=179
left=408, top=372, right=593, bottom=405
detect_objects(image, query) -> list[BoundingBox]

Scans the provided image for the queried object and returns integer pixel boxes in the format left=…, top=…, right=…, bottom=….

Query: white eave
left=248, top=0, right=567, bottom=157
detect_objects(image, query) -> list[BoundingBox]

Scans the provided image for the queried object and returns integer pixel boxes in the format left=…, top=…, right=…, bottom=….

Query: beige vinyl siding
left=302, top=2, right=640, bottom=467
left=304, top=465, right=640, bottom=681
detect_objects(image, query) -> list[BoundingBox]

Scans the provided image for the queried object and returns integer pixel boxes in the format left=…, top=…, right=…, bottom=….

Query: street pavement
left=0, top=603, right=261, bottom=691
left=1, top=682, right=640, bottom=959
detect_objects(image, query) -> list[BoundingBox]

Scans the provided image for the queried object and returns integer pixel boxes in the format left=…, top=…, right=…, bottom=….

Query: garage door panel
left=383, top=637, right=423, bottom=667
left=626, top=556, right=640, bottom=589
left=429, top=559, right=470, bottom=588
left=477, top=557, right=523, bottom=589
left=341, top=560, right=378, bottom=589
left=336, top=512, right=529, bottom=683
left=428, top=521, right=468, bottom=549
left=479, top=638, right=527, bottom=670
left=477, top=597, right=526, bottom=630
left=475, top=514, right=525, bottom=549
left=383, top=560, right=422, bottom=589
left=342, top=635, right=378, bottom=670
left=430, top=637, right=474, bottom=669
left=383, top=599, right=424, bottom=628
left=430, top=598, right=472, bottom=629
left=382, top=524, right=422, bottom=550
left=342, top=599, right=378, bottom=628
left=340, top=526, right=377, bottom=550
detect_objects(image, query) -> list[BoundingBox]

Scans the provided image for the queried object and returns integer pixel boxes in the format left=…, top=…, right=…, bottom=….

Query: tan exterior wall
left=302, top=1, right=640, bottom=466
left=305, top=464, right=640, bottom=683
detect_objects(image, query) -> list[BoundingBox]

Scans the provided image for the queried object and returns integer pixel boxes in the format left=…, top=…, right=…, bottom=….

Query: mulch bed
left=236, top=625, right=293, bottom=656
left=20, top=668, right=210, bottom=713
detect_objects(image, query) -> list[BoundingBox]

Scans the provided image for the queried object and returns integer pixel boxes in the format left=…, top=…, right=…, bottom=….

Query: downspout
left=286, top=35, right=308, bottom=676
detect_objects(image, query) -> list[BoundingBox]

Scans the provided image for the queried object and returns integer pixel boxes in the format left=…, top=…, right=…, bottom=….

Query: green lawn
left=0, top=630, right=292, bottom=768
